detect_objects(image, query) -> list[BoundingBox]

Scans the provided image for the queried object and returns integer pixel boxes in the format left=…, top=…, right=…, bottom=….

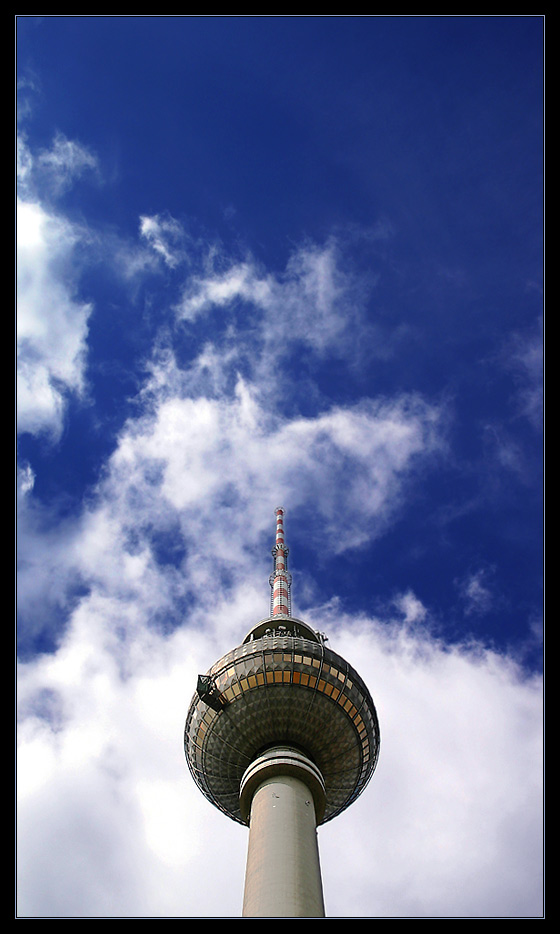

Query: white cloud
left=17, top=585, right=543, bottom=917
left=18, top=344, right=442, bottom=649
left=17, top=197, right=93, bottom=439
left=16, top=130, right=99, bottom=439
left=319, top=613, right=542, bottom=917
left=104, top=364, right=442, bottom=564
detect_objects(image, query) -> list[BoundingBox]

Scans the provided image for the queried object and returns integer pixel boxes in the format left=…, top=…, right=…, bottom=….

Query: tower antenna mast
left=270, top=506, right=292, bottom=617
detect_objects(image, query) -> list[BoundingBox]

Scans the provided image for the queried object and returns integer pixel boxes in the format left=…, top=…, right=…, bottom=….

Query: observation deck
left=184, top=614, right=380, bottom=826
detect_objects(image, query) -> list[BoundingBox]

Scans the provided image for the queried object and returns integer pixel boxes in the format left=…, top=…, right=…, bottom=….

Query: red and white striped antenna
left=269, top=506, right=292, bottom=617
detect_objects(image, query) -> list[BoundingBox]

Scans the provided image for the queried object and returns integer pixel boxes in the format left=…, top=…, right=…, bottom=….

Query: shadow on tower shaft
left=184, top=508, right=380, bottom=917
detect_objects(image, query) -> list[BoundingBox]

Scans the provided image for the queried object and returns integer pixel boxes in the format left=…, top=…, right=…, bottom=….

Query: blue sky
left=17, top=16, right=543, bottom=918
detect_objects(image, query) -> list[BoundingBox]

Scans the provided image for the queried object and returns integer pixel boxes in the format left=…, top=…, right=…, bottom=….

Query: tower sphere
left=185, top=612, right=380, bottom=825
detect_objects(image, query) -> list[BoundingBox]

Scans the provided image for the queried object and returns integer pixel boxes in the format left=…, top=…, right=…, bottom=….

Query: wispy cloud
left=456, top=567, right=496, bottom=618
left=393, top=589, right=428, bottom=625
left=174, top=237, right=365, bottom=361
left=139, top=214, right=186, bottom=269
left=507, top=316, right=543, bottom=430
left=36, top=132, right=100, bottom=195
left=18, top=130, right=100, bottom=199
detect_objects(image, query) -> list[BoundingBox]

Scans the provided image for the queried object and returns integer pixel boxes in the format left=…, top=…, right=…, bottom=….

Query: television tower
left=184, top=507, right=380, bottom=917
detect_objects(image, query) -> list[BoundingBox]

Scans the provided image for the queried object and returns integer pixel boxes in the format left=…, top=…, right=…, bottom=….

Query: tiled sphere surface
left=185, top=625, right=380, bottom=825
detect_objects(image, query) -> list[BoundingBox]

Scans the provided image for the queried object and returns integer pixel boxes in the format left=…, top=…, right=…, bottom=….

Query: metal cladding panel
left=184, top=634, right=380, bottom=825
